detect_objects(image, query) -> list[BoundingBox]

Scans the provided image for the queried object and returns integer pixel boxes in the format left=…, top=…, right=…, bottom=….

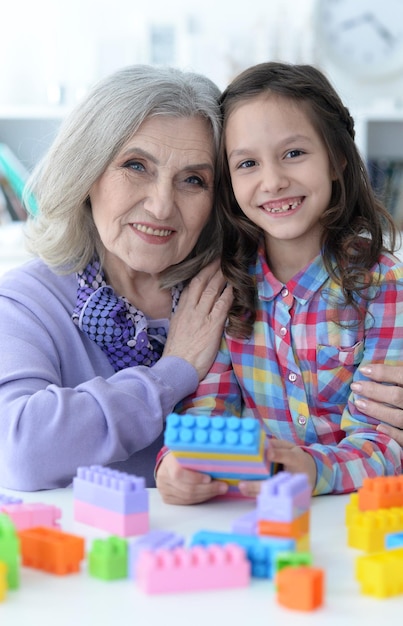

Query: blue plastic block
left=0, top=493, right=23, bottom=506
left=191, top=529, right=295, bottom=579
left=129, top=530, right=185, bottom=578
left=257, top=472, right=311, bottom=522
left=164, top=413, right=264, bottom=454
left=386, top=532, right=403, bottom=549
left=73, top=466, right=148, bottom=514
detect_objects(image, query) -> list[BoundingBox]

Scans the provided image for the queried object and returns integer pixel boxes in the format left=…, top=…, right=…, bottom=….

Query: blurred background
left=1, top=0, right=403, bottom=268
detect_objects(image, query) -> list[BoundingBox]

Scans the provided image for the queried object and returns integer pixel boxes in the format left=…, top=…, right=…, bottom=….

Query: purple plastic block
left=73, top=466, right=148, bottom=514
left=129, top=530, right=185, bottom=578
left=257, top=472, right=311, bottom=522
left=0, top=493, right=23, bottom=505
left=231, top=510, right=257, bottom=535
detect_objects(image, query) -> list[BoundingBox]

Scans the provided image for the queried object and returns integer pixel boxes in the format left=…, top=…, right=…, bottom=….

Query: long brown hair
left=218, top=62, right=398, bottom=338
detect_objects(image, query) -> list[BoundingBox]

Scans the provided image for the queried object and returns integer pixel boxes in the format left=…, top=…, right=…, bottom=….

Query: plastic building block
left=191, top=529, right=295, bottom=579
left=0, top=503, right=61, bottom=531
left=258, top=510, right=310, bottom=539
left=0, top=493, right=23, bottom=506
left=88, top=536, right=128, bottom=581
left=164, top=414, right=272, bottom=491
left=386, top=532, right=403, bottom=549
left=347, top=507, right=403, bottom=553
left=0, top=561, right=6, bottom=602
left=129, top=530, right=184, bottom=578
left=74, top=500, right=149, bottom=537
left=276, top=566, right=325, bottom=611
left=0, top=513, right=19, bottom=590
left=256, top=472, right=311, bottom=522
left=165, top=413, right=264, bottom=455
left=274, top=551, right=313, bottom=575
left=136, top=544, right=250, bottom=594
left=358, top=475, right=403, bottom=511
left=355, top=547, right=403, bottom=598
left=18, top=526, right=85, bottom=575
left=231, top=510, right=257, bottom=535
left=73, top=465, right=148, bottom=514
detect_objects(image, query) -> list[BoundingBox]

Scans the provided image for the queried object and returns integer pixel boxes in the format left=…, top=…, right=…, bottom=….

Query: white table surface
left=0, top=487, right=400, bottom=625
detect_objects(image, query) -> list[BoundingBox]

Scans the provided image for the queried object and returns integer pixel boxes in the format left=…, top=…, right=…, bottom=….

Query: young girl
left=156, top=62, right=403, bottom=504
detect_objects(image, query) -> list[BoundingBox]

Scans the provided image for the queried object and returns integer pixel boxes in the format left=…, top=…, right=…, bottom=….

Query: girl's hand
left=155, top=451, right=229, bottom=505
left=238, top=439, right=316, bottom=498
left=351, top=364, right=403, bottom=446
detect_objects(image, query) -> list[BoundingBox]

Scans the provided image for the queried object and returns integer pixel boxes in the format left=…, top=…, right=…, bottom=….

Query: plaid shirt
left=171, top=247, right=403, bottom=495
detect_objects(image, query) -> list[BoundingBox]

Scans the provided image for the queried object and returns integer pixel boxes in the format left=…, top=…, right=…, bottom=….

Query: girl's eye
left=239, top=160, right=256, bottom=169
left=285, top=149, right=304, bottom=159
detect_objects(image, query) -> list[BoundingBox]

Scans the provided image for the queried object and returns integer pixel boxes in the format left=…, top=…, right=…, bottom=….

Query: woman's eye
left=185, top=175, right=206, bottom=187
left=125, top=160, right=145, bottom=172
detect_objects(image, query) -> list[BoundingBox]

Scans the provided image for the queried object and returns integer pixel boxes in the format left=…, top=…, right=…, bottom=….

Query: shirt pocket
left=316, top=341, right=364, bottom=407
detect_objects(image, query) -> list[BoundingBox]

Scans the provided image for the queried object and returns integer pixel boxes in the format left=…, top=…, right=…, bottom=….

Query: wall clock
left=314, top=0, right=403, bottom=80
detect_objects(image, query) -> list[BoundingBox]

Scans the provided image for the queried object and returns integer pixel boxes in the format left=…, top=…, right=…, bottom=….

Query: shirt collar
left=253, top=242, right=330, bottom=304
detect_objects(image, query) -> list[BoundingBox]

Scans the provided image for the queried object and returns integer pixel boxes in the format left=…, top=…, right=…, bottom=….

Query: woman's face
left=89, top=115, right=215, bottom=280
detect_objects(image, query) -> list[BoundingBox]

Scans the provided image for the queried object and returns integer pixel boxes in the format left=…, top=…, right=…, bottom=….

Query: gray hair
left=24, top=64, right=222, bottom=284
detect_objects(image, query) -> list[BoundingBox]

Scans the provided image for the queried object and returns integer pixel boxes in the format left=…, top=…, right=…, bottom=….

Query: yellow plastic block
left=0, top=561, right=7, bottom=602
left=345, top=493, right=359, bottom=526
left=348, top=507, right=403, bottom=553
left=356, top=547, right=403, bottom=598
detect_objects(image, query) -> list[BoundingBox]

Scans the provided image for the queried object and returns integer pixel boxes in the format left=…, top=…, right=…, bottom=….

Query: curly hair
left=24, top=64, right=222, bottom=287
left=217, top=62, right=398, bottom=338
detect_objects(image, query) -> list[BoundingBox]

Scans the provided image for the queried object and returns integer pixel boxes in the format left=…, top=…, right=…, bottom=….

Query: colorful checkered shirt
left=171, top=247, right=403, bottom=495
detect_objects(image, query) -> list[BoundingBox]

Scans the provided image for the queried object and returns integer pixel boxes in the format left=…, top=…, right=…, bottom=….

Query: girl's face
left=225, top=94, right=334, bottom=264
left=89, top=115, right=215, bottom=281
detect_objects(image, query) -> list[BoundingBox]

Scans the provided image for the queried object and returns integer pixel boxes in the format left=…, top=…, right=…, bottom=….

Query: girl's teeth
left=267, top=200, right=301, bottom=213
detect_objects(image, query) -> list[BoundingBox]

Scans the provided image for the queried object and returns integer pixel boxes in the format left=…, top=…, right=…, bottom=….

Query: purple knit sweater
left=0, top=258, right=198, bottom=491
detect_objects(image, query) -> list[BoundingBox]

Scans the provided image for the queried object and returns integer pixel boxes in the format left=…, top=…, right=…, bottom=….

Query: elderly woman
left=0, top=65, right=232, bottom=491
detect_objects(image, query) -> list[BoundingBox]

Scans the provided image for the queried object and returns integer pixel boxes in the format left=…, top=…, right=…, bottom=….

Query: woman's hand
left=156, top=452, right=229, bottom=505
left=351, top=364, right=403, bottom=446
left=163, top=260, right=233, bottom=381
left=237, top=439, right=316, bottom=498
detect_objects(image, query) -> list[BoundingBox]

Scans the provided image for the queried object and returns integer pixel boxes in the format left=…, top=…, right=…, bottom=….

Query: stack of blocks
left=73, top=465, right=149, bottom=537
left=164, top=413, right=273, bottom=496
left=347, top=475, right=403, bottom=598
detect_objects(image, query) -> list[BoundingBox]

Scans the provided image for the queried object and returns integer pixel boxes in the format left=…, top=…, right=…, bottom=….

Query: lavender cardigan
left=0, top=259, right=198, bottom=491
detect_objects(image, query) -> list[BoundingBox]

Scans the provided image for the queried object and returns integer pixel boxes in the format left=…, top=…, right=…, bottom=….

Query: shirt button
left=288, top=372, right=297, bottom=382
left=298, top=415, right=307, bottom=426
left=281, top=288, right=289, bottom=297
left=280, top=327, right=287, bottom=337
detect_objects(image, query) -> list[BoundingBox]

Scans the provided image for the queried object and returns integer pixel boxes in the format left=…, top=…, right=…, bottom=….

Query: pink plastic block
left=137, top=543, right=250, bottom=594
left=74, top=499, right=149, bottom=537
left=257, top=472, right=311, bottom=522
left=0, top=503, right=61, bottom=531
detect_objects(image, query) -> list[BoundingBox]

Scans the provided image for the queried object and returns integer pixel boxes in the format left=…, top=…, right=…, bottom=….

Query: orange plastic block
left=276, top=566, right=324, bottom=611
left=358, top=476, right=403, bottom=511
left=356, top=547, right=403, bottom=598
left=347, top=507, right=403, bottom=553
left=0, top=561, right=6, bottom=602
left=258, top=510, right=310, bottom=539
left=18, top=526, right=85, bottom=575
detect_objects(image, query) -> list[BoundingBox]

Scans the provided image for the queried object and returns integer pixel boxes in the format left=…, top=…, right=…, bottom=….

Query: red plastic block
left=0, top=502, right=61, bottom=531
left=276, top=566, right=325, bottom=611
left=137, top=543, right=250, bottom=594
left=18, top=526, right=85, bottom=575
left=358, top=476, right=403, bottom=511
